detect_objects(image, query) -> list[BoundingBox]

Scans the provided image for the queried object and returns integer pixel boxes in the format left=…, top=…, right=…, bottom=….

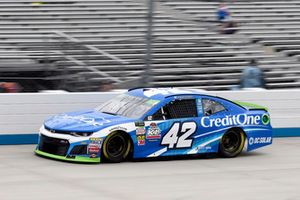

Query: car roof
left=127, top=87, right=207, bottom=100
left=127, top=88, right=246, bottom=112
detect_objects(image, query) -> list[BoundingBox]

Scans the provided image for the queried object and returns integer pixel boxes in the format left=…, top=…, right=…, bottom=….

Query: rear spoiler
left=233, top=101, right=269, bottom=112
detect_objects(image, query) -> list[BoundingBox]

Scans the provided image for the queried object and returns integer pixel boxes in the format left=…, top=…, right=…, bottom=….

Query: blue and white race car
left=35, top=88, right=272, bottom=163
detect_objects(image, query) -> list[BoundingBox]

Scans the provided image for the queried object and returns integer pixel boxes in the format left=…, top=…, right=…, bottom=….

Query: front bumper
left=35, top=149, right=100, bottom=163
left=35, top=129, right=103, bottom=163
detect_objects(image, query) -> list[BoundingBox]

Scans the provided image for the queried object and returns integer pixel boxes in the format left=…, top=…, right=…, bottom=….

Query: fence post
left=143, top=0, right=154, bottom=87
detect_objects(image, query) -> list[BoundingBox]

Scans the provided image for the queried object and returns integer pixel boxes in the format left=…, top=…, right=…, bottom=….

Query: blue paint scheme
left=44, top=109, right=135, bottom=133
left=33, top=88, right=274, bottom=161
left=245, top=127, right=272, bottom=151
left=1, top=127, right=299, bottom=145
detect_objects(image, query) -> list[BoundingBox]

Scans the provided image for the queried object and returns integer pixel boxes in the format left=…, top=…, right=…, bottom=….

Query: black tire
left=219, top=129, right=245, bottom=158
left=102, top=132, right=131, bottom=163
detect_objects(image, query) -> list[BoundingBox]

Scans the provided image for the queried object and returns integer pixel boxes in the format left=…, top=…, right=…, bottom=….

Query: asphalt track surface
left=0, top=138, right=299, bottom=200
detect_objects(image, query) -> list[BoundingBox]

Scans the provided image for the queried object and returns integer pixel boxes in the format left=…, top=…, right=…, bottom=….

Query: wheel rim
left=221, top=131, right=241, bottom=153
left=106, top=135, right=127, bottom=158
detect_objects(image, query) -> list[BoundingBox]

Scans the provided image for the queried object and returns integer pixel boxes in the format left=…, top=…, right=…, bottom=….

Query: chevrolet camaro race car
left=35, top=88, right=272, bottom=163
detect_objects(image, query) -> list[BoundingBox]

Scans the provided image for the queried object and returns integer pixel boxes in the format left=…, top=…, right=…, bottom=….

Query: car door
left=138, top=96, right=200, bottom=158
left=188, top=97, right=228, bottom=154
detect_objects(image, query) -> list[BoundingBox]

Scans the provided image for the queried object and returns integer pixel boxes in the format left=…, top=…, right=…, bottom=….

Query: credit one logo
left=201, top=114, right=261, bottom=128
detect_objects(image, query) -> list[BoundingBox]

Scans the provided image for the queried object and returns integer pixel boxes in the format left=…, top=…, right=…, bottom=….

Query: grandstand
left=0, top=0, right=300, bottom=91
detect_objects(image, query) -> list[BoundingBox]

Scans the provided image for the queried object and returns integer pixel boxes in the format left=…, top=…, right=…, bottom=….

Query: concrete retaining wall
left=0, top=89, right=299, bottom=144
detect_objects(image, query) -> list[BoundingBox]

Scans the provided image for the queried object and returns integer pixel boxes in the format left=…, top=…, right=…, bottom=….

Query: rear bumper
left=35, top=149, right=100, bottom=163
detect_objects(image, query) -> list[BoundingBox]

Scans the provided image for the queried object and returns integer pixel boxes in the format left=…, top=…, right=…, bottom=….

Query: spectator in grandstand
left=217, top=3, right=230, bottom=22
left=99, top=80, right=114, bottom=92
left=32, top=2, right=44, bottom=6
left=0, top=82, right=5, bottom=93
left=239, top=59, right=266, bottom=89
left=0, top=82, right=22, bottom=93
left=220, top=17, right=238, bottom=34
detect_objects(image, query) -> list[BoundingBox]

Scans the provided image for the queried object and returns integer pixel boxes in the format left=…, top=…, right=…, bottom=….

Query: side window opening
left=166, top=99, right=197, bottom=119
left=202, top=99, right=226, bottom=116
left=149, top=99, right=197, bottom=120
left=151, top=107, right=164, bottom=120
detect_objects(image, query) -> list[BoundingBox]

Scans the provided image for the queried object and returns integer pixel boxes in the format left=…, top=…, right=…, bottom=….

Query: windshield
left=96, top=94, right=160, bottom=118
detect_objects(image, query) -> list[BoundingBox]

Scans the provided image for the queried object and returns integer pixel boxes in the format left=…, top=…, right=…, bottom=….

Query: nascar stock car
left=35, top=88, right=272, bottom=163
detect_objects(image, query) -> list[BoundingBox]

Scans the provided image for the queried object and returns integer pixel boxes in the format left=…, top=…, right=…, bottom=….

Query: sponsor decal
left=89, top=137, right=102, bottom=144
left=136, top=122, right=146, bottom=145
left=88, top=137, right=102, bottom=154
left=201, top=114, right=261, bottom=128
left=137, top=135, right=146, bottom=146
left=136, top=127, right=146, bottom=135
left=197, top=98, right=203, bottom=115
left=249, top=137, right=272, bottom=145
left=175, top=95, right=194, bottom=100
left=143, top=88, right=192, bottom=97
left=147, top=122, right=161, bottom=140
left=88, top=144, right=100, bottom=154
left=53, top=114, right=109, bottom=126
left=90, top=154, right=97, bottom=158
left=195, top=146, right=212, bottom=151
left=262, top=114, right=270, bottom=125
left=109, top=126, right=127, bottom=132
left=135, top=121, right=145, bottom=127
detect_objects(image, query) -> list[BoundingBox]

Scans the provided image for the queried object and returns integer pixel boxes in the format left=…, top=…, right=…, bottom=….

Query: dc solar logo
left=249, top=137, right=254, bottom=145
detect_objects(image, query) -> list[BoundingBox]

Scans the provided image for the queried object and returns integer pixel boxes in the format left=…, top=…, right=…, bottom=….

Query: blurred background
left=1, top=0, right=300, bottom=93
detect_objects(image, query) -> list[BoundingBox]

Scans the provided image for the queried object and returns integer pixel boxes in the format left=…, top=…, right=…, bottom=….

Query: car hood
left=44, top=109, right=134, bottom=133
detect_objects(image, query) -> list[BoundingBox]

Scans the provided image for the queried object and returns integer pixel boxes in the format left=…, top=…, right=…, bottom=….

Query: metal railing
left=52, top=31, right=145, bottom=90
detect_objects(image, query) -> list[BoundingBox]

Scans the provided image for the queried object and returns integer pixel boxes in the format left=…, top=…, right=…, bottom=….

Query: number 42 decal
left=161, top=122, right=197, bottom=149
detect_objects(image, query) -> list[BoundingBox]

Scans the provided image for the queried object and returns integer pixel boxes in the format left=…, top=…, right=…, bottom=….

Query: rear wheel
left=102, top=132, right=131, bottom=163
left=219, top=129, right=245, bottom=158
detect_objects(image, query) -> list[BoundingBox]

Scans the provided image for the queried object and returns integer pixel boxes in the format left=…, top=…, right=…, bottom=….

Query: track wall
left=0, top=90, right=299, bottom=144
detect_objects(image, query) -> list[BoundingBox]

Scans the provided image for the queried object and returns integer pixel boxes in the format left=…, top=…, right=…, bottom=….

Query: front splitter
left=35, top=149, right=100, bottom=163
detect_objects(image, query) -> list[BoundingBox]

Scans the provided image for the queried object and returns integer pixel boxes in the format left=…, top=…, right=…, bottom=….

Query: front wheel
left=219, top=129, right=245, bottom=158
left=102, top=132, right=131, bottom=163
